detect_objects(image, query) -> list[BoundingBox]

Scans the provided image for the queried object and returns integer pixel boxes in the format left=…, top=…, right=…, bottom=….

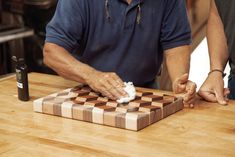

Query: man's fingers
left=183, top=83, right=197, bottom=101
left=224, top=88, right=230, bottom=96
left=175, top=84, right=186, bottom=93
left=97, top=82, right=115, bottom=100
left=102, top=81, right=121, bottom=99
left=101, top=90, right=115, bottom=100
left=110, top=73, right=125, bottom=87
left=109, top=74, right=127, bottom=96
left=187, top=82, right=197, bottom=95
left=198, top=88, right=229, bottom=105
left=173, top=73, right=189, bottom=93
left=198, top=90, right=217, bottom=102
left=178, top=73, right=189, bottom=84
left=223, top=88, right=230, bottom=102
left=184, top=91, right=196, bottom=102
left=107, top=78, right=127, bottom=99
left=96, top=77, right=117, bottom=99
left=184, top=96, right=197, bottom=108
left=182, top=82, right=197, bottom=107
left=102, top=73, right=127, bottom=100
left=215, top=89, right=228, bottom=105
left=87, top=71, right=127, bottom=100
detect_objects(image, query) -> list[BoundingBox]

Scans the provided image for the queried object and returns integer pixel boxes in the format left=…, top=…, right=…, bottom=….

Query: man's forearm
left=207, top=0, right=229, bottom=71
left=165, top=45, right=191, bottom=83
left=43, top=43, right=95, bottom=84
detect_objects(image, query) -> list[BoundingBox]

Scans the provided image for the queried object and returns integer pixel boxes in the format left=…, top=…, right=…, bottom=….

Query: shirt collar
left=118, top=0, right=144, bottom=4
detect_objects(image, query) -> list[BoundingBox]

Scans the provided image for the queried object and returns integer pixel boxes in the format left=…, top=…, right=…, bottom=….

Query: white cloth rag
left=117, top=82, right=136, bottom=103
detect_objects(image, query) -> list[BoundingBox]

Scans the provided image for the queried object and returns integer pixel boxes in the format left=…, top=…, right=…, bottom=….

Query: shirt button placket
left=122, top=8, right=129, bottom=30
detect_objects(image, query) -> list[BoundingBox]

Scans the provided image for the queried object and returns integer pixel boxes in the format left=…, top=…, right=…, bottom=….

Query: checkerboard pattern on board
left=33, top=85, right=184, bottom=131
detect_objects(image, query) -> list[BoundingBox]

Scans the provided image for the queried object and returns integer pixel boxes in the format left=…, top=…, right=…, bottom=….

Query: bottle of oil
left=12, top=56, right=29, bottom=101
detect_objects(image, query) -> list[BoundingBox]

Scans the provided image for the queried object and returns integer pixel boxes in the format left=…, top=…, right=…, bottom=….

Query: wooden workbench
left=0, top=73, right=234, bottom=157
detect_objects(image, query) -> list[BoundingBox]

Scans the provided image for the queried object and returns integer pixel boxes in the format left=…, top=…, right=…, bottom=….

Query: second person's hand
left=198, top=72, right=230, bottom=105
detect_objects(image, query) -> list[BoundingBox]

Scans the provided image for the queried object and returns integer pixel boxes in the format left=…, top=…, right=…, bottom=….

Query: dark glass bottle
left=12, top=56, right=29, bottom=101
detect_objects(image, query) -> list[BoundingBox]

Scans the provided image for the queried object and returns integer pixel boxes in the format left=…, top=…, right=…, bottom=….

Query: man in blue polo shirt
left=43, top=0, right=196, bottom=105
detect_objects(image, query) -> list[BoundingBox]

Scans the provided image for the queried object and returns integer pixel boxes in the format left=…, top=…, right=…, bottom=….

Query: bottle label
left=17, top=82, right=23, bottom=89
left=16, top=69, right=22, bottom=82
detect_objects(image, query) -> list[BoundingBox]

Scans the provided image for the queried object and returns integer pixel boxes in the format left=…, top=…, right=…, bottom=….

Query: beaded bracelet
left=208, top=69, right=226, bottom=78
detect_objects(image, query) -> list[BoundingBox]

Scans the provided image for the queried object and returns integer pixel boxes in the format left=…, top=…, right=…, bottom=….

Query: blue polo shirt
left=45, top=0, right=191, bottom=86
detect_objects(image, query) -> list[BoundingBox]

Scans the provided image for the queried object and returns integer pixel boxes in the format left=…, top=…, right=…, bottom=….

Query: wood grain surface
left=0, top=73, right=234, bottom=157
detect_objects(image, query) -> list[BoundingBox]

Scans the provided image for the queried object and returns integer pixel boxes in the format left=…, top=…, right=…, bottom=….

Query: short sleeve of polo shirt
left=45, top=0, right=84, bottom=53
left=160, top=0, right=191, bottom=51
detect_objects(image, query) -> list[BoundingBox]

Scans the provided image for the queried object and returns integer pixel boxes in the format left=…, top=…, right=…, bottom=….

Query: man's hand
left=43, top=43, right=127, bottom=100
left=198, top=72, right=230, bottom=105
left=173, top=73, right=197, bottom=107
left=85, top=70, right=127, bottom=100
